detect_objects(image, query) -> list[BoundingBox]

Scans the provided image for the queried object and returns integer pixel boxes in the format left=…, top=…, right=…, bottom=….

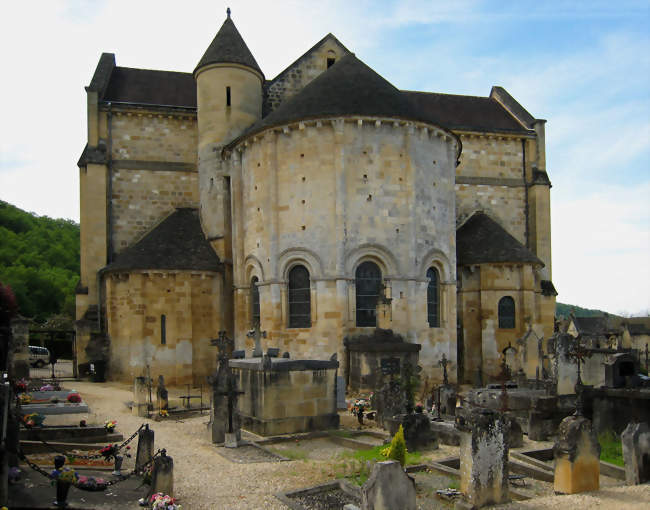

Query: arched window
left=288, top=265, right=311, bottom=328
left=356, top=261, right=382, bottom=327
left=498, top=296, right=515, bottom=329
left=251, top=277, right=260, bottom=327
left=427, top=267, right=440, bottom=327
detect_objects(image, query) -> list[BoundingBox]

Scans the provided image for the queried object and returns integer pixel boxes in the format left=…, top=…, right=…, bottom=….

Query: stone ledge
left=229, top=358, right=338, bottom=371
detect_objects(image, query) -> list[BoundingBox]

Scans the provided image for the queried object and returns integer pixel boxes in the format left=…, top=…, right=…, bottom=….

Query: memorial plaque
left=381, top=357, right=400, bottom=376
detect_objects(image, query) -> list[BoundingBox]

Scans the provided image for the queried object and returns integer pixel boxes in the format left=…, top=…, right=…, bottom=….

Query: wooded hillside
left=0, top=200, right=79, bottom=322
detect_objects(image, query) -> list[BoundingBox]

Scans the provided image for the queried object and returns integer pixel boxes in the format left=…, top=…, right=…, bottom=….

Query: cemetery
left=1, top=316, right=650, bottom=508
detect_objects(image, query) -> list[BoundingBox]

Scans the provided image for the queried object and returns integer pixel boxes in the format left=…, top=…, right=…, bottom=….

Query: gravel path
left=50, top=381, right=650, bottom=510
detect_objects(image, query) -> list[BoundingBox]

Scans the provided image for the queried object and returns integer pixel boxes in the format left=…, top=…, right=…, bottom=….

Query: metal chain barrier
left=17, top=448, right=51, bottom=479
left=29, top=423, right=145, bottom=460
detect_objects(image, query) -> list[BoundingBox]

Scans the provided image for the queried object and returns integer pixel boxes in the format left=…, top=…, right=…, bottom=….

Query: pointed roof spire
left=194, top=11, right=262, bottom=77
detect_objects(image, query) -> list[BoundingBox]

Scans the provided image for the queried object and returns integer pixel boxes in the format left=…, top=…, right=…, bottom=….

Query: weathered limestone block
left=621, top=422, right=650, bottom=485
left=456, top=409, right=509, bottom=508
left=132, top=377, right=149, bottom=417
left=361, top=460, right=416, bottom=510
left=148, top=450, right=173, bottom=498
left=135, top=424, right=154, bottom=472
left=553, top=415, right=600, bottom=494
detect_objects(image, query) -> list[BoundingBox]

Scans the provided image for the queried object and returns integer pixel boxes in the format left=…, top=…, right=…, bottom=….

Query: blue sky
left=0, top=0, right=648, bottom=315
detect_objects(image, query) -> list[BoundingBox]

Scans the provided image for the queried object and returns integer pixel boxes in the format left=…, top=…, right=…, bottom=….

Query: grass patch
left=268, top=446, right=308, bottom=461
left=329, top=445, right=423, bottom=486
left=345, top=444, right=422, bottom=466
left=599, top=430, right=624, bottom=467
left=328, top=429, right=356, bottom=439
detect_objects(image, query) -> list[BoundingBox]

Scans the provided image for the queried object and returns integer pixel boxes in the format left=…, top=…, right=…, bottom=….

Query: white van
left=29, top=346, right=50, bottom=368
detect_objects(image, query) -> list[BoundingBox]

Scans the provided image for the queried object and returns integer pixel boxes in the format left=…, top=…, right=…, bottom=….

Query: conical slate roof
left=195, top=15, right=262, bottom=76
left=456, top=212, right=543, bottom=266
left=234, top=53, right=443, bottom=143
left=102, top=208, right=222, bottom=273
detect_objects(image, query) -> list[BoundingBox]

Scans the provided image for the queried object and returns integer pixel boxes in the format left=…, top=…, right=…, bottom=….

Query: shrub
left=387, top=424, right=407, bottom=467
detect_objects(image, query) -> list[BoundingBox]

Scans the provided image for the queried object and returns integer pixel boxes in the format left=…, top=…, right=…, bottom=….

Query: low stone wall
left=231, top=357, right=339, bottom=436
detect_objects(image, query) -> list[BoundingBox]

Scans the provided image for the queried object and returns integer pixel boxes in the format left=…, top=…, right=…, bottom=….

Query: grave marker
left=132, top=376, right=149, bottom=417
left=621, top=422, right=650, bottom=485
left=553, top=414, right=600, bottom=494
left=148, top=449, right=173, bottom=498
left=361, top=460, right=416, bottom=510
left=136, top=424, right=155, bottom=472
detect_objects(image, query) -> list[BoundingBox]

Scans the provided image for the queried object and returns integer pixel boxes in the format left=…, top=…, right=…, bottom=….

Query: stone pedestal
left=208, top=362, right=241, bottom=444
left=230, top=357, right=339, bottom=436
left=361, top=460, right=416, bottom=510
left=132, top=377, right=149, bottom=417
left=456, top=409, right=509, bottom=508
left=553, top=415, right=600, bottom=494
left=135, top=424, right=154, bottom=471
left=621, top=422, right=650, bottom=485
left=148, top=450, right=173, bottom=498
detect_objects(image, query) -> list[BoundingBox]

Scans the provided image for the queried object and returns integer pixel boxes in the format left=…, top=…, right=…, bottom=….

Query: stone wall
left=105, top=270, right=222, bottom=385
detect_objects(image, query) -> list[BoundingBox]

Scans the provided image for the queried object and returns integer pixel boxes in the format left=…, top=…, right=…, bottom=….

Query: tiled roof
left=102, top=208, right=221, bottom=273
left=456, top=212, right=543, bottom=266
left=195, top=16, right=262, bottom=76
left=102, top=67, right=196, bottom=107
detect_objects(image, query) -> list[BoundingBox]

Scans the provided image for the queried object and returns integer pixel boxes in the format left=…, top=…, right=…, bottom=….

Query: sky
left=1, top=0, right=649, bottom=316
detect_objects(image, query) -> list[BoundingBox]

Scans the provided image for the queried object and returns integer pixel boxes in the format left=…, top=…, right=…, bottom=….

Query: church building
left=75, top=11, right=556, bottom=386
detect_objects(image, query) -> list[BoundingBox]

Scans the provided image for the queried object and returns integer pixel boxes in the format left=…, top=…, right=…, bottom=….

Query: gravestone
left=156, top=376, right=168, bottom=414
left=387, top=411, right=438, bottom=452
left=336, top=375, right=347, bottom=411
left=456, top=408, right=509, bottom=508
left=373, top=380, right=407, bottom=430
left=135, top=424, right=154, bottom=472
left=132, top=377, right=149, bottom=417
left=208, top=333, right=242, bottom=444
left=621, top=422, right=650, bottom=485
left=148, top=449, right=173, bottom=498
left=360, top=460, right=416, bottom=510
left=553, top=414, right=600, bottom=494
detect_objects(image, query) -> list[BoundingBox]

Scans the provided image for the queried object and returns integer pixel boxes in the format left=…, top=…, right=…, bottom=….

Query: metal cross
left=246, top=325, right=267, bottom=357
left=438, top=353, right=450, bottom=386
left=567, top=337, right=592, bottom=416
left=216, top=375, right=244, bottom=433
left=498, top=352, right=510, bottom=413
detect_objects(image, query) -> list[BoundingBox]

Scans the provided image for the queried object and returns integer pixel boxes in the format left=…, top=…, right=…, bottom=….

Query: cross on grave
left=567, top=337, right=593, bottom=416
left=246, top=324, right=267, bottom=357
left=210, top=330, right=234, bottom=364
left=217, top=375, right=244, bottom=437
left=438, top=353, right=450, bottom=386
left=498, top=345, right=515, bottom=413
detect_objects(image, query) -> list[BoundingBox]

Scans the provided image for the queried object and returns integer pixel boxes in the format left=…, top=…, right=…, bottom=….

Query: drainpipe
left=522, top=139, right=529, bottom=249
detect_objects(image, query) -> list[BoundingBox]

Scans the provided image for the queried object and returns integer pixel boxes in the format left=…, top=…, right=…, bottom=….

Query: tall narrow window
left=226, top=86, right=231, bottom=107
left=288, top=265, right=311, bottom=328
left=498, top=296, right=515, bottom=329
left=327, top=57, right=336, bottom=68
left=251, top=277, right=260, bottom=327
left=160, top=315, right=166, bottom=345
left=356, top=261, right=382, bottom=327
left=427, top=267, right=440, bottom=327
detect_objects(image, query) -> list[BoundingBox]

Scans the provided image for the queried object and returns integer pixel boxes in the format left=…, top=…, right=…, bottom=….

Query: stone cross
left=211, top=330, right=234, bottom=365
left=567, top=338, right=592, bottom=416
left=246, top=325, right=267, bottom=358
left=498, top=352, right=511, bottom=413
left=217, top=375, right=244, bottom=435
left=438, top=353, right=450, bottom=386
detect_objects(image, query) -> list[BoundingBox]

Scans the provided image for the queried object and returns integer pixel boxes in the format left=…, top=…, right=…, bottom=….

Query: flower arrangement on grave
left=415, top=402, right=424, bottom=414
left=141, top=463, right=153, bottom=485
left=100, top=444, right=118, bottom=460
left=75, top=474, right=109, bottom=491
left=159, top=409, right=169, bottom=417
left=104, top=419, right=117, bottom=431
left=22, top=412, right=45, bottom=427
left=66, top=392, right=82, bottom=403
left=50, top=467, right=79, bottom=485
left=40, top=384, right=55, bottom=391
left=149, top=492, right=181, bottom=510
left=18, top=393, right=32, bottom=404
left=351, top=398, right=371, bottom=416
left=14, top=378, right=27, bottom=393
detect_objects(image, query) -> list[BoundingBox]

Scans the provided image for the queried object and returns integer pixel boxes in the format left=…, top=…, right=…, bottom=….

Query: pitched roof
left=403, top=91, right=531, bottom=134
left=103, top=67, right=196, bottom=107
left=456, top=212, right=543, bottom=266
left=231, top=53, right=452, bottom=145
left=573, top=316, right=620, bottom=336
left=102, top=208, right=221, bottom=273
left=195, top=16, right=262, bottom=76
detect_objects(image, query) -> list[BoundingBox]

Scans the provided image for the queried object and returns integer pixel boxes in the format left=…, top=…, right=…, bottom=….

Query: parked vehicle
left=29, top=346, right=50, bottom=368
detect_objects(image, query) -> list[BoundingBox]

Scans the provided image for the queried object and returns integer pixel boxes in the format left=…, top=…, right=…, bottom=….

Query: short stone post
left=148, top=449, right=173, bottom=498
left=621, top=422, right=650, bottom=485
left=132, top=376, right=148, bottom=417
left=553, top=414, right=600, bottom=494
left=136, top=424, right=155, bottom=472
left=456, top=408, right=509, bottom=508
left=360, top=460, right=416, bottom=510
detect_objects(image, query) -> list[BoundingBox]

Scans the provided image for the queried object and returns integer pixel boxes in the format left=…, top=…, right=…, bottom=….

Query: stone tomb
left=621, top=422, right=650, bottom=485
left=230, top=356, right=339, bottom=436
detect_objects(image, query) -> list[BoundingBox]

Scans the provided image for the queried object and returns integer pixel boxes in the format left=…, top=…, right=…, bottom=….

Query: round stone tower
left=194, top=9, right=263, bottom=245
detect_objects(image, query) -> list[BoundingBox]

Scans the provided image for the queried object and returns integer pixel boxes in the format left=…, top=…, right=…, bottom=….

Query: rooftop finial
left=226, top=7, right=231, bottom=18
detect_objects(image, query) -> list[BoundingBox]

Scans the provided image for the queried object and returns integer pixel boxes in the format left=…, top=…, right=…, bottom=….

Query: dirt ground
left=18, top=380, right=650, bottom=509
